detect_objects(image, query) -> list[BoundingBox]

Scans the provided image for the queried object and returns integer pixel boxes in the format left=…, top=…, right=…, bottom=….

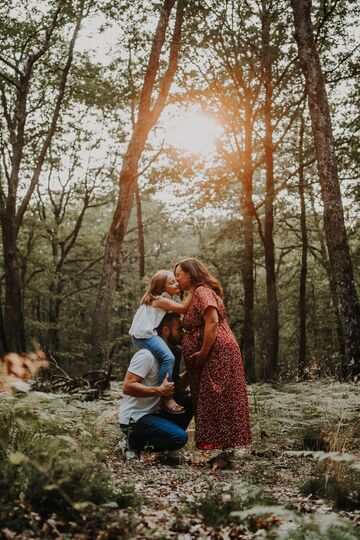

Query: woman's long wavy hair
left=141, top=270, right=173, bottom=305
left=174, top=258, right=223, bottom=298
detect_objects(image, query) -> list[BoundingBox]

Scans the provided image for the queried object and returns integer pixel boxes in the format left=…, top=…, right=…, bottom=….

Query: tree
left=297, top=106, right=308, bottom=378
left=91, top=0, right=187, bottom=368
left=259, top=0, right=279, bottom=379
left=0, top=0, right=86, bottom=351
left=291, top=0, right=360, bottom=378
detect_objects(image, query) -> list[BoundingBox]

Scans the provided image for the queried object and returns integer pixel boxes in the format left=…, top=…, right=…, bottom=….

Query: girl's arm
left=190, top=306, right=218, bottom=364
left=152, top=288, right=194, bottom=314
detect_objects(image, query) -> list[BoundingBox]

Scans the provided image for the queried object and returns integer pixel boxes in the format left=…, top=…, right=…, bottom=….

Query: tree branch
left=16, top=7, right=83, bottom=232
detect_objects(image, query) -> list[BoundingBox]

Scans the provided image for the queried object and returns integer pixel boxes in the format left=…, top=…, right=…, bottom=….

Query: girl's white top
left=129, top=303, right=166, bottom=339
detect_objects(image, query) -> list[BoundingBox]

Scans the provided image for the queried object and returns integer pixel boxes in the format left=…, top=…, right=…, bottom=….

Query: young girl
left=129, top=269, right=193, bottom=414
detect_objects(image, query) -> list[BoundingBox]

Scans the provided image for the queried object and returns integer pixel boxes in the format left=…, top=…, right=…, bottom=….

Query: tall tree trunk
left=291, top=0, right=360, bottom=378
left=0, top=283, right=8, bottom=355
left=309, top=187, right=346, bottom=370
left=91, top=0, right=186, bottom=368
left=241, top=96, right=256, bottom=383
left=1, top=214, right=26, bottom=351
left=135, top=182, right=145, bottom=279
left=48, top=278, right=63, bottom=352
left=298, top=110, right=308, bottom=378
left=261, top=0, right=279, bottom=380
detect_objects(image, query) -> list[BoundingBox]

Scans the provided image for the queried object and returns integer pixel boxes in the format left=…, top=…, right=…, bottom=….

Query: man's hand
left=123, top=371, right=174, bottom=398
left=158, top=373, right=175, bottom=397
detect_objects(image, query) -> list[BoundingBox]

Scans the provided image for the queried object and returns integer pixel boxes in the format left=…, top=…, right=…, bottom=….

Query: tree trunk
left=1, top=216, right=26, bottom=351
left=241, top=96, right=256, bottom=383
left=91, top=0, right=186, bottom=368
left=135, top=182, right=145, bottom=279
left=0, top=284, right=8, bottom=355
left=261, top=0, right=279, bottom=380
left=298, top=110, right=308, bottom=378
left=309, top=187, right=346, bottom=371
left=48, top=279, right=63, bottom=352
left=291, top=0, right=360, bottom=378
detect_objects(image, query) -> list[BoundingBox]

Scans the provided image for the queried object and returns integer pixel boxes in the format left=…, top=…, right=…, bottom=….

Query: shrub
left=301, top=468, right=360, bottom=511
left=0, top=391, right=140, bottom=532
left=187, top=480, right=265, bottom=527
left=281, top=515, right=360, bottom=540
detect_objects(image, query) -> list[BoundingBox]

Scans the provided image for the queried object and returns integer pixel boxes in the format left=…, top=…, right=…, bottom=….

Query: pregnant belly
left=182, top=330, right=203, bottom=360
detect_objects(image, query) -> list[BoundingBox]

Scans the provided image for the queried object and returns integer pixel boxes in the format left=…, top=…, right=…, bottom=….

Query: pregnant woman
left=174, top=257, right=251, bottom=451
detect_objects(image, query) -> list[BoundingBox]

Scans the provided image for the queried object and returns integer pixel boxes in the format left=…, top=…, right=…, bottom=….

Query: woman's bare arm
left=191, top=306, right=218, bottom=363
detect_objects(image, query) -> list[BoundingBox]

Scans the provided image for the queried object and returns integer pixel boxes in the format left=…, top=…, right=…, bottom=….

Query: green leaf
left=9, top=452, right=27, bottom=465
left=73, top=501, right=94, bottom=510
left=101, top=501, right=119, bottom=509
left=43, top=484, right=58, bottom=491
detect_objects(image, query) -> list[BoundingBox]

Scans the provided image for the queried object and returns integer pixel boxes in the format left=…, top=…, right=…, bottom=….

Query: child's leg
left=131, top=335, right=184, bottom=414
left=171, top=344, right=182, bottom=386
left=131, top=335, right=175, bottom=384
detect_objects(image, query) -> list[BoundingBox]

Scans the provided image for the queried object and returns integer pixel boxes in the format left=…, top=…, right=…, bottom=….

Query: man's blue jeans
left=121, top=395, right=193, bottom=452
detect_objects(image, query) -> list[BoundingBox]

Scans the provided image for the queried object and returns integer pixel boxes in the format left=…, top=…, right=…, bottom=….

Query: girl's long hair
left=141, top=270, right=173, bottom=305
left=174, top=258, right=223, bottom=298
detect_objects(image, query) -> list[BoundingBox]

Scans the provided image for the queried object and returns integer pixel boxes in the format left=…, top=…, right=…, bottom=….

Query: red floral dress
left=182, top=286, right=251, bottom=449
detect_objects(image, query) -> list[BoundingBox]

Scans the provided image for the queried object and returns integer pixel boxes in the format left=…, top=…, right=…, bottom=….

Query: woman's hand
left=190, top=350, right=208, bottom=366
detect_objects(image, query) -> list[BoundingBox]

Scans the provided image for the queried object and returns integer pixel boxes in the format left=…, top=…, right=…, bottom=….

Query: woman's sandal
left=162, top=401, right=185, bottom=415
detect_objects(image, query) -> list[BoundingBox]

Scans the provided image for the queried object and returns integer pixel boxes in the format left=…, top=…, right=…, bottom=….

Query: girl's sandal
left=162, top=401, right=185, bottom=415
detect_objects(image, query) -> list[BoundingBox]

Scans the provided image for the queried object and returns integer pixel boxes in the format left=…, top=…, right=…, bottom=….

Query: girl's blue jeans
left=131, top=335, right=177, bottom=384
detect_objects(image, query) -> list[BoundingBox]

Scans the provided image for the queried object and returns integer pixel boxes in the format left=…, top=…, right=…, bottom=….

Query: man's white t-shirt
left=119, top=348, right=161, bottom=425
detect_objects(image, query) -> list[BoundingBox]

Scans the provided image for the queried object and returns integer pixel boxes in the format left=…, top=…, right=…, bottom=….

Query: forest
left=0, top=0, right=359, bottom=539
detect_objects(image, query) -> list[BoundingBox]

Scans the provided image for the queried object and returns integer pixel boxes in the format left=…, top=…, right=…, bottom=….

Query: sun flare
left=161, top=109, right=222, bottom=155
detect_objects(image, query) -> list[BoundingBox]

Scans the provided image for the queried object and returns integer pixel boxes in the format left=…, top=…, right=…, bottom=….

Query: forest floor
left=1, top=380, right=360, bottom=539
left=105, top=381, right=360, bottom=539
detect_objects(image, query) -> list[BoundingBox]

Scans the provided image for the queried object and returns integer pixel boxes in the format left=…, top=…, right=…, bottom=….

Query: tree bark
left=261, top=0, right=279, bottom=380
left=241, top=96, right=256, bottom=383
left=91, top=0, right=186, bottom=368
left=309, top=187, right=346, bottom=370
left=291, top=0, right=360, bottom=378
left=135, top=182, right=145, bottom=279
left=0, top=291, right=7, bottom=356
left=298, top=110, right=308, bottom=378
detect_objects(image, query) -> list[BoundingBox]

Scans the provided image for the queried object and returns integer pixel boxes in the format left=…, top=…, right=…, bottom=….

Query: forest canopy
left=0, top=0, right=359, bottom=381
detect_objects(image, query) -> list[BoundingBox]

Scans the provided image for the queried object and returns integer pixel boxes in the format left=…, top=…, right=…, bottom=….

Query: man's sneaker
left=117, top=437, right=128, bottom=455
left=125, top=448, right=141, bottom=462
left=160, top=450, right=186, bottom=466
left=117, top=437, right=140, bottom=462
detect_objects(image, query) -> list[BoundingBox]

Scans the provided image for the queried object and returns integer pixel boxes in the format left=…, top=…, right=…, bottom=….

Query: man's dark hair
left=157, top=312, right=181, bottom=335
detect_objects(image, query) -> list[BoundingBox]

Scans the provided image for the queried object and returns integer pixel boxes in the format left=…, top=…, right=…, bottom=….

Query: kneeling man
left=119, top=312, right=192, bottom=459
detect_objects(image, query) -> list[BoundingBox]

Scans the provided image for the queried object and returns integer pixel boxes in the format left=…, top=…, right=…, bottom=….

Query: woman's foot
left=162, top=398, right=185, bottom=414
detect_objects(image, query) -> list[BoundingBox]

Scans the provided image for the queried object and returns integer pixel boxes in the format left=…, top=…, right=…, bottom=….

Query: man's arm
left=123, top=371, right=174, bottom=398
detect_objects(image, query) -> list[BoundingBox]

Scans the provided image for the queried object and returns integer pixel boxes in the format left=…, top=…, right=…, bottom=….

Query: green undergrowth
left=182, top=481, right=360, bottom=538
left=1, top=380, right=360, bottom=538
left=186, top=479, right=270, bottom=527
left=249, top=381, right=360, bottom=453
left=0, top=389, right=140, bottom=533
left=250, top=382, right=360, bottom=514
